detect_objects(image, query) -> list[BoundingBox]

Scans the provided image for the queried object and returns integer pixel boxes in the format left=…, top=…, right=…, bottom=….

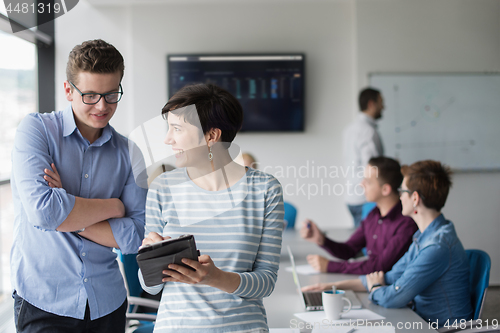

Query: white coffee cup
left=322, top=289, right=352, bottom=320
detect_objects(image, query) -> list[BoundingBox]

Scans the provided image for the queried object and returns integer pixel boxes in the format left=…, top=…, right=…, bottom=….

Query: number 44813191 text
left=433, top=319, right=499, bottom=330
left=6, top=2, right=66, bottom=14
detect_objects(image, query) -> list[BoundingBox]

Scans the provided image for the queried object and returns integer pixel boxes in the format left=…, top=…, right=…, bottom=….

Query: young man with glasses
left=10, top=39, right=147, bottom=332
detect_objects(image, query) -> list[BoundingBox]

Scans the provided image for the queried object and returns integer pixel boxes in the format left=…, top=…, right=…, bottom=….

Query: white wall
left=56, top=0, right=500, bottom=283
left=356, top=0, right=500, bottom=284
left=56, top=0, right=357, bottom=230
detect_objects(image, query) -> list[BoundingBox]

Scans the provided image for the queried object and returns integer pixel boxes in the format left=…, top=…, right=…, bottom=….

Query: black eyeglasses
left=398, top=187, right=426, bottom=199
left=69, top=81, right=123, bottom=105
left=398, top=188, right=412, bottom=196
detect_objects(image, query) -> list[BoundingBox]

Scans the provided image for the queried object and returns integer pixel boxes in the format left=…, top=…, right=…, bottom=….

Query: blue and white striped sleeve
left=232, top=176, right=284, bottom=299
left=144, top=178, right=166, bottom=236
left=139, top=177, right=167, bottom=295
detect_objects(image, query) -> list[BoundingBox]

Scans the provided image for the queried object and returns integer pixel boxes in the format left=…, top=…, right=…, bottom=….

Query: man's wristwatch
left=370, top=283, right=382, bottom=292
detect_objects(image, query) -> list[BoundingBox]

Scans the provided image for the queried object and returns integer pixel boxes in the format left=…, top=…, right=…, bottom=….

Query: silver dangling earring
left=208, top=145, right=213, bottom=161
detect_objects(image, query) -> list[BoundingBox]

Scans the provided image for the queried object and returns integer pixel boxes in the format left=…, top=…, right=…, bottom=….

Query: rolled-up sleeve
left=232, top=177, right=284, bottom=299
left=12, top=114, right=75, bottom=230
left=370, top=244, right=449, bottom=308
left=359, top=275, right=369, bottom=291
left=109, top=140, right=147, bottom=254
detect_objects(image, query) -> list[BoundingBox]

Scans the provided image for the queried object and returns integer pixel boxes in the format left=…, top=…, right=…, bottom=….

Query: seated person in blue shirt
left=11, top=39, right=147, bottom=332
left=140, top=83, right=284, bottom=332
left=303, top=160, right=473, bottom=327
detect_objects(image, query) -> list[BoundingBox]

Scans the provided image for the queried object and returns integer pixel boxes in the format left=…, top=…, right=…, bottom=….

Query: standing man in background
left=342, top=88, right=385, bottom=227
left=10, top=39, right=147, bottom=332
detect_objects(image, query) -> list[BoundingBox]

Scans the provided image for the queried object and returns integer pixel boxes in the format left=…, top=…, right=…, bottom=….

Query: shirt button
left=395, top=285, right=400, bottom=291
left=82, top=252, right=86, bottom=257
left=367, top=250, right=372, bottom=255
left=85, top=174, right=89, bottom=178
left=84, top=278, right=88, bottom=283
left=373, top=234, right=378, bottom=239
left=378, top=219, right=383, bottom=224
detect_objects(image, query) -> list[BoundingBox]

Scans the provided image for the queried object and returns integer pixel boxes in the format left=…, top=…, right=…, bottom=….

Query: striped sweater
left=140, top=167, right=284, bottom=332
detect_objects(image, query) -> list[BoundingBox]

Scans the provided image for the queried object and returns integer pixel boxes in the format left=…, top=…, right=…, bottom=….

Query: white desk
left=263, top=229, right=437, bottom=332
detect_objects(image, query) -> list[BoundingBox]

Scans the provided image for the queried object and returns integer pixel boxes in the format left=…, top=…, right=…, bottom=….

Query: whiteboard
left=369, top=73, right=500, bottom=171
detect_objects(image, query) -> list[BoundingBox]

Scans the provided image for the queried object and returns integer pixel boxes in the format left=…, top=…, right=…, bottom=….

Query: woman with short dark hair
left=139, top=83, right=284, bottom=333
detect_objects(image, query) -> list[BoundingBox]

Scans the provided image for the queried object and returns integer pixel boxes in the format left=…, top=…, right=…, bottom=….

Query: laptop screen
left=287, top=245, right=308, bottom=309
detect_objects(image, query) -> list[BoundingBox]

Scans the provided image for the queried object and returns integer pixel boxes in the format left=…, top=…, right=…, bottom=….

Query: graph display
left=168, top=55, right=304, bottom=132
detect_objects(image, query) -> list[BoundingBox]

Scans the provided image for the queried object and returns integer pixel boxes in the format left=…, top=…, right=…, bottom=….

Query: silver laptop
left=287, top=245, right=362, bottom=311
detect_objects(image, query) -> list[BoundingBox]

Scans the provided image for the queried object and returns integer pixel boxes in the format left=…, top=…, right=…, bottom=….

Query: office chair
left=466, top=249, right=491, bottom=320
left=283, top=201, right=297, bottom=229
left=116, top=250, right=159, bottom=333
left=437, top=249, right=493, bottom=333
left=360, top=202, right=376, bottom=255
left=361, top=202, right=377, bottom=220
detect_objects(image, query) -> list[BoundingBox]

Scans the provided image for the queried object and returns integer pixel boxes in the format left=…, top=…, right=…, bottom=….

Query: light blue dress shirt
left=360, top=214, right=473, bottom=326
left=10, top=105, right=147, bottom=320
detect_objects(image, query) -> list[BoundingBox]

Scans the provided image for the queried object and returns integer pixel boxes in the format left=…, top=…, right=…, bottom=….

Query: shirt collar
left=62, top=104, right=77, bottom=137
left=62, top=104, right=114, bottom=147
left=359, top=112, right=378, bottom=128
left=372, top=201, right=403, bottom=220
left=414, top=213, right=447, bottom=244
left=383, top=201, right=403, bottom=220
left=92, top=125, right=114, bottom=147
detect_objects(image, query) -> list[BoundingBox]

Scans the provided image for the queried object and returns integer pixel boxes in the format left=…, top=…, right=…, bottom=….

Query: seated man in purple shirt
left=301, top=157, right=417, bottom=274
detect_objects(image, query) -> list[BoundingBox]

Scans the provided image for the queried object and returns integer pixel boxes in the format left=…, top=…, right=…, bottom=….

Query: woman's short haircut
left=162, top=83, right=243, bottom=148
left=401, top=160, right=452, bottom=211
left=66, top=39, right=124, bottom=85
left=358, top=88, right=381, bottom=111
left=368, top=156, right=403, bottom=195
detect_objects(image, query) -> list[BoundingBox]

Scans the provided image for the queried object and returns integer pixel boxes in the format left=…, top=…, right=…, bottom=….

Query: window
left=0, top=0, right=38, bottom=303
left=0, top=30, right=38, bottom=181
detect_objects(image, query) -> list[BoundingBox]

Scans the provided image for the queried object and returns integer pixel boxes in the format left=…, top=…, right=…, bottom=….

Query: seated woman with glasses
left=303, top=160, right=473, bottom=327
left=139, top=83, right=284, bottom=333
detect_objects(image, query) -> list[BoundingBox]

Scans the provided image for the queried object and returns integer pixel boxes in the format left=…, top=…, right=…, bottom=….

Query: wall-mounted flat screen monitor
left=167, top=54, right=305, bottom=132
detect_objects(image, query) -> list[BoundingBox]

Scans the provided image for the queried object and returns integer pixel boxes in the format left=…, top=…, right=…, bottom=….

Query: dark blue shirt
left=361, top=214, right=473, bottom=326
